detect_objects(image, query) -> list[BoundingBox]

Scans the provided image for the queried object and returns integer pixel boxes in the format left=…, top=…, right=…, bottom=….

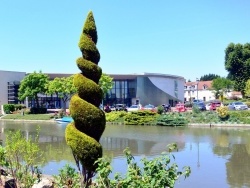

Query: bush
left=106, top=111, right=127, bottom=122
left=125, top=110, right=158, bottom=125
left=156, top=114, right=188, bottom=126
left=157, top=105, right=164, bottom=114
left=0, top=129, right=43, bottom=187
left=30, top=107, right=47, bottom=114
left=3, top=104, right=15, bottom=114
left=94, top=144, right=190, bottom=188
left=14, top=104, right=26, bottom=110
left=216, top=106, right=229, bottom=121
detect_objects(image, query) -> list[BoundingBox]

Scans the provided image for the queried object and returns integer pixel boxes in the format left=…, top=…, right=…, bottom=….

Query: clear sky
left=0, top=1, right=249, bottom=81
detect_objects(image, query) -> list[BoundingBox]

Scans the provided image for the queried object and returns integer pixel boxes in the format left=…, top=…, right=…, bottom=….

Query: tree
left=99, top=73, right=114, bottom=97
left=46, top=75, right=77, bottom=111
left=225, top=43, right=250, bottom=97
left=200, top=74, right=220, bottom=81
left=18, top=71, right=49, bottom=108
left=65, top=11, right=106, bottom=187
left=244, top=79, right=250, bottom=97
left=211, top=77, right=234, bottom=100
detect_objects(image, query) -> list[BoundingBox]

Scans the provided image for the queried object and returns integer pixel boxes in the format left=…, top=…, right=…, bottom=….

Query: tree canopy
left=18, top=71, right=49, bottom=108
left=225, top=42, right=250, bottom=96
left=99, top=73, right=114, bottom=97
left=211, top=77, right=234, bottom=100
left=46, top=75, right=77, bottom=111
left=200, top=74, right=220, bottom=81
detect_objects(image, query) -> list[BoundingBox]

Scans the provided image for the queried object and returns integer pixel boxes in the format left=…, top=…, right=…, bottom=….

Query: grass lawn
left=1, top=114, right=53, bottom=120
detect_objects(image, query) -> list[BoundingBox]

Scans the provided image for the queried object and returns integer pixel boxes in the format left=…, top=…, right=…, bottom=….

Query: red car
left=209, top=101, right=221, bottom=110
left=175, top=103, right=187, bottom=112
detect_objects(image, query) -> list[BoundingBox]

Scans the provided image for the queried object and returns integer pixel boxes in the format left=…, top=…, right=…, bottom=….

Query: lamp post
left=196, top=78, right=199, bottom=100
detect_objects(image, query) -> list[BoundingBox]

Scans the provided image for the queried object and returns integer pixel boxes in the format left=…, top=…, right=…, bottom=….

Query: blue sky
left=0, top=1, right=249, bottom=81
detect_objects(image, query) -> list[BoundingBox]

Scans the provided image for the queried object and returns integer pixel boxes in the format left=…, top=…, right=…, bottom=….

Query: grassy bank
left=0, top=114, right=53, bottom=120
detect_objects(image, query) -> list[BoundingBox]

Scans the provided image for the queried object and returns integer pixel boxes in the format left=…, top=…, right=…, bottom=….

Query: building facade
left=0, top=71, right=185, bottom=110
left=0, top=70, right=26, bottom=108
left=106, top=73, right=185, bottom=107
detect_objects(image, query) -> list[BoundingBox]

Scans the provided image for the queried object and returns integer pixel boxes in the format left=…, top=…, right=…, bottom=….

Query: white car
left=127, top=105, right=141, bottom=112
left=228, top=102, right=248, bottom=110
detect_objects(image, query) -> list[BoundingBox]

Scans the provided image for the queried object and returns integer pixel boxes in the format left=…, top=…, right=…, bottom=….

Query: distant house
left=184, top=80, right=243, bottom=102
left=184, top=81, right=214, bottom=102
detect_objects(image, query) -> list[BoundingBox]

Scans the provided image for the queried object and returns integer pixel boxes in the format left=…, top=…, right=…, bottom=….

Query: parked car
left=205, top=103, right=211, bottom=111
left=193, top=99, right=203, bottom=103
left=127, top=104, right=141, bottom=112
left=228, top=102, right=248, bottom=110
left=115, top=104, right=127, bottom=111
left=142, top=104, right=156, bottom=111
left=193, top=102, right=206, bottom=111
left=209, top=100, right=221, bottom=110
left=175, top=103, right=187, bottom=112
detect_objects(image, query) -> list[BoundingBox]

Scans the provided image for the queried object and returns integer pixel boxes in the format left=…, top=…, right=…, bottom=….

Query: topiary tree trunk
left=65, top=11, right=106, bottom=187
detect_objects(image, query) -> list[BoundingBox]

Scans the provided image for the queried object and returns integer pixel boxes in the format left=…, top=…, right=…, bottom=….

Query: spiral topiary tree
left=65, top=11, right=106, bottom=186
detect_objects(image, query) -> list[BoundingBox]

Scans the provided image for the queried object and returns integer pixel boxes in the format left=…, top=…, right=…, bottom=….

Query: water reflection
left=1, top=121, right=250, bottom=187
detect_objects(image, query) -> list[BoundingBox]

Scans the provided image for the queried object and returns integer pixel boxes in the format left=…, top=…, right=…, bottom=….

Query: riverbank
left=2, top=114, right=250, bottom=127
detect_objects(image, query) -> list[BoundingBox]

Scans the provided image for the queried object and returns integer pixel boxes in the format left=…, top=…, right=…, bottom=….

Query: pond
left=0, top=120, right=250, bottom=188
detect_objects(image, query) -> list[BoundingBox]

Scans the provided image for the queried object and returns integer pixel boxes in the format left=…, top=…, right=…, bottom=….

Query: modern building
left=0, top=70, right=185, bottom=110
left=106, top=73, right=185, bottom=107
left=0, top=70, right=26, bottom=108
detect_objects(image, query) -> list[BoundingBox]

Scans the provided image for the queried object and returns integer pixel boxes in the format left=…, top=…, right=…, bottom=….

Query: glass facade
left=104, top=79, right=137, bottom=107
left=7, top=81, right=19, bottom=104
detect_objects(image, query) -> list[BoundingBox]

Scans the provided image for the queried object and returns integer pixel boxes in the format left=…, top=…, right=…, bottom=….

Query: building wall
left=136, top=75, right=185, bottom=106
left=0, top=70, right=26, bottom=107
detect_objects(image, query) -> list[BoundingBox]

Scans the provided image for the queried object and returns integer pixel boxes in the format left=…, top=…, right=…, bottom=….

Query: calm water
left=0, top=120, right=250, bottom=188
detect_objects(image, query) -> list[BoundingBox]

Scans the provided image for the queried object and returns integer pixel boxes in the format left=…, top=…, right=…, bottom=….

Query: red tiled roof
left=185, top=80, right=212, bottom=90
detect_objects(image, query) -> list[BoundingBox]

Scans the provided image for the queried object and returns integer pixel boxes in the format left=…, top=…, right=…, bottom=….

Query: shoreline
left=1, top=119, right=250, bottom=127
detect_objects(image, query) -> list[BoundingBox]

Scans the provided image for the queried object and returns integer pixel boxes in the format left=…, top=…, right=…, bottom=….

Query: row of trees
left=18, top=71, right=113, bottom=111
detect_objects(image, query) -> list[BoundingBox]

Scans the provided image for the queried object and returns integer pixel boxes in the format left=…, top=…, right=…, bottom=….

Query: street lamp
left=196, top=78, right=199, bottom=100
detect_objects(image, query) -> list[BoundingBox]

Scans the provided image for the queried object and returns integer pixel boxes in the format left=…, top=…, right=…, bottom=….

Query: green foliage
left=93, top=144, right=191, bottom=188
left=99, top=73, right=114, bottom=97
left=211, top=77, right=234, bottom=99
left=192, top=105, right=201, bottom=114
left=18, top=71, right=49, bottom=108
left=200, top=73, right=220, bottom=81
left=105, top=111, right=127, bottom=122
left=47, top=76, right=77, bottom=110
left=2, top=129, right=43, bottom=187
left=157, top=105, right=164, bottom=114
left=1, top=114, right=52, bottom=120
left=156, top=113, right=188, bottom=126
left=30, top=107, right=47, bottom=114
left=225, top=42, right=250, bottom=96
left=124, top=110, right=158, bottom=125
left=53, top=164, right=81, bottom=188
left=216, top=106, right=229, bottom=121
left=65, top=11, right=105, bottom=187
left=3, top=104, right=15, bottom=114
left=244, top=79, right=250, bottom=97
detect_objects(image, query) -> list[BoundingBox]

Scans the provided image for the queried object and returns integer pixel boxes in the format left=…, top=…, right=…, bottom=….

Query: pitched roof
left=185, top=80, right=212, bottom=90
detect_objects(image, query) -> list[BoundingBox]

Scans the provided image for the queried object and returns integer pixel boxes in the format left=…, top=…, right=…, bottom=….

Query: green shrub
left=156, top=114, right=188, bottom=126
left=14, top=104, right=26, bottom=110
left=94, top=144, right=190, bottom=188
left=106, top=111, right=127, bottom=122
left=157, top=105, right=164, bottom=114
left=1, top=129, right=43, bottom=187
left=3, top=104, right=15, bottom=114
left=125, top=110, right=158, bottom=125
left=30, top=107, right=47, bottom=114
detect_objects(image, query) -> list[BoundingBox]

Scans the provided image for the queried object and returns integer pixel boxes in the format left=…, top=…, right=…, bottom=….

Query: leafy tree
left=244, top=79, right=250, bottom=97
left=225, top=43, right=250, bottom=97
left=200, top=74, right=220, bottom=81
left=65, top=11, right=106, bottom=187
left=211, top=77, right=234, bottom=100
left=99, top=73, right=114, bottom=97
left=18, top=71, right=49, bottom=108
left=46, top=75, right=77, bottom=111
